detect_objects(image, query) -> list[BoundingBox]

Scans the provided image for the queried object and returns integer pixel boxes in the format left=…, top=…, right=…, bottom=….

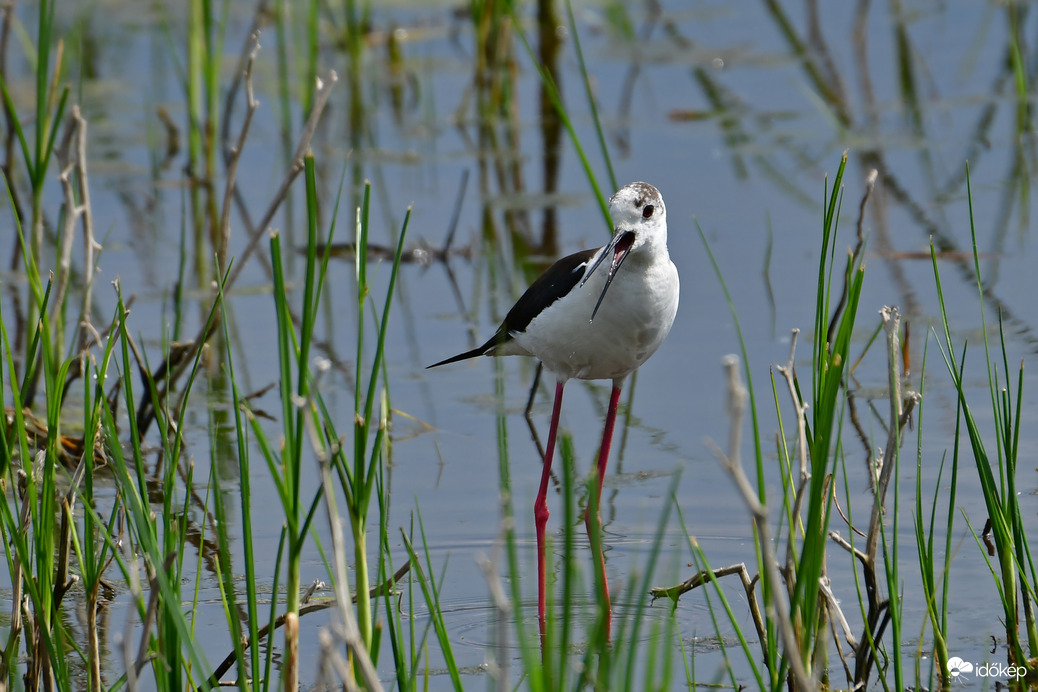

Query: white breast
left=511, top=252, right=679, bottom=383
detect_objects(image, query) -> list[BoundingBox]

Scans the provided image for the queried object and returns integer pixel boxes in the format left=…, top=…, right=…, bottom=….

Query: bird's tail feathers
left=427, top=330, right=509, bottom=369
left=426, top=345, right=488, bottom=369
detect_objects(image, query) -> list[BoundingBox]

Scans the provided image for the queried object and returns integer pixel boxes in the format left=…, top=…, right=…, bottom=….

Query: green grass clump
left=647, top=157, right=1038, bottom=691
left=931, top=166, right=1038, bottom=677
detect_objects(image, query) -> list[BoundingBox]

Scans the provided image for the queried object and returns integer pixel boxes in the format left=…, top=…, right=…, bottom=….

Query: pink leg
left=584, top=383, right=622, bottom=637
left=536, top=381, right=565, bottom=631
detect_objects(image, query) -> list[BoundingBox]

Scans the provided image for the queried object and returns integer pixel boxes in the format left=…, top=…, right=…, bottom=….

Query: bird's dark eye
left=642, top=204, right=654, bottom=219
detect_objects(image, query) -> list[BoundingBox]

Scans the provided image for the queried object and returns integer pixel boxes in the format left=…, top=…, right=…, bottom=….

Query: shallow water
left=4, top=0, right=1038, bottom=688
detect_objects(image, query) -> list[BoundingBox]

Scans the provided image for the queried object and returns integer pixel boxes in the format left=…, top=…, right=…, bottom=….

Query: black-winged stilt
left=428, top=181, right=679, bottom=634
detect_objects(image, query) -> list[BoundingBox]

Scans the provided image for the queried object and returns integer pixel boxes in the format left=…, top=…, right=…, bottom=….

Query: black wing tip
left=427, top=330, right=513, bottom=369
left=426, top=347, right=485, bottom=369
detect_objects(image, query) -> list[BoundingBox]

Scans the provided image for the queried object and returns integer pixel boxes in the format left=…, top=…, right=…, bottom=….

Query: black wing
left=427, top=248, right=596, bottom=368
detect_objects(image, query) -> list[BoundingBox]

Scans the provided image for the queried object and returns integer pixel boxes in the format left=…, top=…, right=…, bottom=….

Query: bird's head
left=582, top=182, right=668, bottom=321
left=608, top=181, right=666, bottom=245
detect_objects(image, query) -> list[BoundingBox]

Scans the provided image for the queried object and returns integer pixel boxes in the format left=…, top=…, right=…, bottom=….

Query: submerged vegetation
left=1, top=0, right=1037, bottom=690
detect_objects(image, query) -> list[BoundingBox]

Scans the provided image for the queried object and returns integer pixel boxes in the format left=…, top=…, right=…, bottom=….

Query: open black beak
left=581, top=230, right=636, bottom=322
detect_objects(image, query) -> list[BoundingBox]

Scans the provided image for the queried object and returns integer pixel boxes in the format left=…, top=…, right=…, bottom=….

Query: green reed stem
left=564, top=0, right=617, bottom=195
left=508, top=5, right=610, bottom=227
